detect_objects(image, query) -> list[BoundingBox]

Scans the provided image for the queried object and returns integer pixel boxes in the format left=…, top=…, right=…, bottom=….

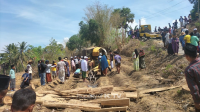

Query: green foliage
left=150, top=45, right=156, bottom=52
left=113, top=7, right=135, bottom=29
left=190, top=1, right=200, bottom=20
left=166, top=64, right=172, bottom=70
left=140, top=41, right=145, bottom=46
left=66, top=34, right=86, bottom=51
left=195, top=21, right=200, bottom=29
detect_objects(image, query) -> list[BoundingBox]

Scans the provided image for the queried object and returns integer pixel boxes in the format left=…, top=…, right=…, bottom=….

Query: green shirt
left=191, top=36, right=199, bottom=46
left=9, top=69, right=15, bottom=79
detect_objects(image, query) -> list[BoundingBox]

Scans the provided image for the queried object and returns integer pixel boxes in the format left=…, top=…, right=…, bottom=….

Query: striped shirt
left=185, top=58, right=200, bottom=104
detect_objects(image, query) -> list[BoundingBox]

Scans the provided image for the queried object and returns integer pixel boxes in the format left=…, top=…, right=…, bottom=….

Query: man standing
left=110, top=51, right=114, bottom=69
left=184, top=30, right=191, bottom=46
left=74, top=56, right=79, bottom=69
left=182, top=26, right=188, bottom=33
left=171, top=27, right=174, bottom=35
left=38, top=60, right=41, bottom=78
left=81, top=56, right=88, bottom=82
left=45, top=60, right=52, bottom=84
left=194, top=28, right=200, bottom=39
left=114, top=52, right=121, bottom=74
left=165, top=30, right=170, bottom=49
left=57, top=57, right=66, bottom=84
left=184, top=44, right=200, bottom=111
left=40, top=59, right=46, bottom=86
left=9, top=65, right=15, bottom=91
left=27, top=60, right=32, bottom=84
left=179, top=16, right=183, bottom=27
left=179, top=32, right=186, bottom=50
left=174, top=20, right=178, bottom=29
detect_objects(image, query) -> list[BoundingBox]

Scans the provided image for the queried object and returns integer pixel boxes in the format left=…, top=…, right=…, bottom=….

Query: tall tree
left=17, top=41, right=30, bottom=69
left=66, top=34, right=86, bottom=51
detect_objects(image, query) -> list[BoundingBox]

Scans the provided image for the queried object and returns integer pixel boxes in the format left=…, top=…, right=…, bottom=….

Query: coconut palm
left=17, top=41, right=30, bottom=69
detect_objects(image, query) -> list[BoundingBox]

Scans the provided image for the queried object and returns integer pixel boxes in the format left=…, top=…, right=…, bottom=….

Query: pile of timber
left=4, top=85, right=181, bottom=112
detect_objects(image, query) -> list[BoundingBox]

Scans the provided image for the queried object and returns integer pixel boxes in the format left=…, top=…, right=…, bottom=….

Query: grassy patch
left=140, top=41, right=145, bottom=46
left=166, top=64, right=172, bottom=70
left=150, top=45, right=156, bottom=52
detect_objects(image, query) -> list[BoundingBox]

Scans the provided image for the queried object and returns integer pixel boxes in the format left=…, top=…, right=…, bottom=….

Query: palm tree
left=17, top=41, right=30, bottom=69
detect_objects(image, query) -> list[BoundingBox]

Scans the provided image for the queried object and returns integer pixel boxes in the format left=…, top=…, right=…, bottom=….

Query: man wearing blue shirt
left=9, top=65, right=15, bottom=91
left=20, top=69, right=29, bottom=89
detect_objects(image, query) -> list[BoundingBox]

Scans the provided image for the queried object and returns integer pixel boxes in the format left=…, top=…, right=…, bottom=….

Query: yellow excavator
left=139, top=24, right=161, bottom=39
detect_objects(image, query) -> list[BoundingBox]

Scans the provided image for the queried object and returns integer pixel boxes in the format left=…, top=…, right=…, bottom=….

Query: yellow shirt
left=51, top=63, right=57, bottom=71
left=184, top=35, right=191, bottom=43
left=107, top=60, right=110, bottom=66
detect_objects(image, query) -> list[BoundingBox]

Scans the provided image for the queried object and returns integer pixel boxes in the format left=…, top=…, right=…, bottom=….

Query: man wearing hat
left=184, top=44, right=200, bottom=111
left=0, top=75, right=10, bottom=105
left=27, top=60, right=33, bottom=84
left=81, top=56, right=88, bottom=82
left=179, top=32, right=186, bottom=50
left=74, top=56, right=79, bottom=70
left=194, top=28, right=200, bottom=39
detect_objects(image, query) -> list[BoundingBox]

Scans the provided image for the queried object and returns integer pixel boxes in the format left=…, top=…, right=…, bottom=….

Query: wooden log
left=43, top=103, right=101, bottom=110
left=3, top=96, right=12, bottom=105
left=113, top=87, right=136, bottom=92
left=100, top=98, right=130, bottom=107
left=83, top=106, right=128, bottom=112
left=25, top=84, right=35, bottom=90
left=139, top=86, right=181, bottom=94
left=37, top=91, right=59, bottom=95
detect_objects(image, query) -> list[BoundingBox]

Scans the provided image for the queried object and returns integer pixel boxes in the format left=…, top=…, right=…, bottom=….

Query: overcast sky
left=0, top=0, right=193, bottom=53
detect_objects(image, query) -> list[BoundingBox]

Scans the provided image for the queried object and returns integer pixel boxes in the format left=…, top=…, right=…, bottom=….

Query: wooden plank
left=182, top=85, right=190, bottom=92
left=125, top=92, right=137, bottom=99
left=43, top=103, right=101, bottom=110
left=100, top=98, right=130, bottom=107
left=113, top=87, right=136, bottom=92
left=139, top=86, right=181, bottom=94
left=83, top=106, right=128, bottom=112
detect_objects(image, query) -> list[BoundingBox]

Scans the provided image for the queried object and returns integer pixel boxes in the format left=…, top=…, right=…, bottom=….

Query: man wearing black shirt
left=110, top=51, right=114, bottom=69
left=40, top=59, right=47, bottom=86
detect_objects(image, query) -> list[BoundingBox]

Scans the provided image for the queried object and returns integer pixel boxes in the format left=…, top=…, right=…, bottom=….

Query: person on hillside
left=74, top=56, right=79, bottom=69
left=20, top=69, right=29, bottom=89
left=101, top=55, right=109, bottom=76
left=0, top=75, right=10, bottom=105
left=184, top=30, right=191, bottom=46
left=184, top=16, right=188, bottom=27
left=184, top=44, right=200, bottom=111
left=170, top=27, right=173, bottom=35
left=174, top=20, right=178, bottom=29
left=38, top=60, right=41, bottom=78
left=161, top=31, right=166, bottom=47
left=110, top=51, right=114, bottom=69
left=168, top=23, right=171, bottom=29
left=165, top=30, right=170, bottom=49
left=132, top=49, right=139, bottom=71
left=40, top=59, right=47, bottom=86
left=11, top=89, right=36, bottom=112
left=179, top=32, right=186, bottom=50
left=172, top=34, right=179, bottom=55
left=71, top=57, right=75, bottom=73
left=168, top=35, right=174, bottom=55
left=81, top=56, right=88, bottom=82
left=51, top=61, right=57, bottom=80
left=194, top=28, right=200, bottom=39
left=45, top=60, right=52, bottom=84
left=190, top=32, right=199, bottom=52
left=64, top=58, right=69, bottom=79
left=179, top=16, right=184, bottom=27
left=182, top=26, right=188, bottom=33
left=188, top=14, right=192, bottom=23
left=114, top=52, right=121, bottom=74
left=139, top=50, right=146, bottom=70
left=57, top=57, right=66, bottom=84
left=27, top=60, right=32, bottom=84
left=9, top=65, right=15, bottom=91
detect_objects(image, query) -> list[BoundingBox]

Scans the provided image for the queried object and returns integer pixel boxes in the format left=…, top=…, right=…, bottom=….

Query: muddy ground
left=4, top=39, right=195, bottom=112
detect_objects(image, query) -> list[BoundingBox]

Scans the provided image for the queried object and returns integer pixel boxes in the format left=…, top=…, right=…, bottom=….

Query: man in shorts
left=114, top=52, right=121, bottom=74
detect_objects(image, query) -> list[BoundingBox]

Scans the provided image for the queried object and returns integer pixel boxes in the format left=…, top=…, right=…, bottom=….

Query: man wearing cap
left=184, top=44, right=200, bottom=111
left=0, top=75, right=10, bottom=106
left=194, top=28, right=200, bottom=39
left=27, top=60, right=33, bottom=84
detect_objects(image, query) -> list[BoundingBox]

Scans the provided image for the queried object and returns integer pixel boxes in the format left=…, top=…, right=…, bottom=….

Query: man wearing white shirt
left=182, top=26, right=188, bottom=33
left=165, top=31, right=170, bottom=49
left=74, top=56, right=79, bottom=69
left=81, top=56, right=88, bottom=82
